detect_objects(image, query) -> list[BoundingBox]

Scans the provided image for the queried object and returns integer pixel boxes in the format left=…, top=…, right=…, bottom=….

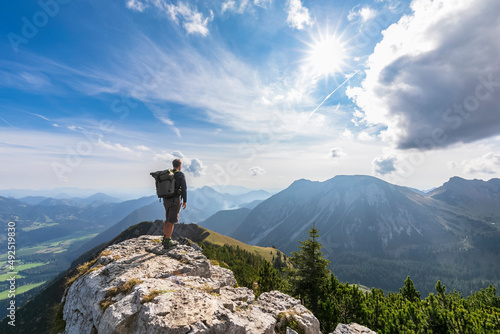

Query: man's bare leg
left=164, top=222, right=174, bottom=239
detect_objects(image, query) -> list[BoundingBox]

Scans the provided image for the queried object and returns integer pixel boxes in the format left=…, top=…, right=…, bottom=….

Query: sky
left=1, top=0, right=499, bottom=194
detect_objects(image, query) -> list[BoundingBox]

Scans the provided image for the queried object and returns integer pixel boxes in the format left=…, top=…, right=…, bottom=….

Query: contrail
left=25, top=111, right=51, bottom=121
left=0, top=116, right=15, bottom=127
left=307, top=69, right=360, bottom=120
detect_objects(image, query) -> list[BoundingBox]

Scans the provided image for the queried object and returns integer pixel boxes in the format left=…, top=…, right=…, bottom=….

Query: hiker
left=162, top=158, right=187, bottom=249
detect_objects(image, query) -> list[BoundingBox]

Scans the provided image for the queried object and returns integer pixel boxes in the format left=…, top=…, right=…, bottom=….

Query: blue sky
left=1, top=0, right=499, bottom=194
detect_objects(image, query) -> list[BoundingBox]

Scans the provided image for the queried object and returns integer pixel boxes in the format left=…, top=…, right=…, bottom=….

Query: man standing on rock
left=162, top=158, right=187, bottom=249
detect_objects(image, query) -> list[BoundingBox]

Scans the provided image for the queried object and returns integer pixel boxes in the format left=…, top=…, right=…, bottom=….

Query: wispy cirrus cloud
left=66, top=32, right=330, bottom=137
left=0, top=65, right=52, bottom=92
left=2, top=37, right=329, bottom=141
left=146, top=104, right=182, bottom=138
left=135, top=144, right=152, bottom=151
left=0, top=115, right=15, bottom=127
left=97, top=139, right=133, bottom=153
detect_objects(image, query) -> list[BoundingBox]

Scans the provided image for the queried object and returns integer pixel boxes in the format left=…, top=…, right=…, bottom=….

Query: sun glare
left=308, top=35, right=347, bottom=76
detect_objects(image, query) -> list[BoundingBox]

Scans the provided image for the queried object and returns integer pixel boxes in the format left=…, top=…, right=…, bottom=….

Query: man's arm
left=180, top=173, right=187, bottom=209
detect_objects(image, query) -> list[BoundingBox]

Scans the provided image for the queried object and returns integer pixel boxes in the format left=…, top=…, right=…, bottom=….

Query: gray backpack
left=150, top=170, right=177, bottom=199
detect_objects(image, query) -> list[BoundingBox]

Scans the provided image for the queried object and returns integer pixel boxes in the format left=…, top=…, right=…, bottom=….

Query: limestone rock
left=62, top=235, right=321, bottom=334
left=332, top=323, right=377, bottom=334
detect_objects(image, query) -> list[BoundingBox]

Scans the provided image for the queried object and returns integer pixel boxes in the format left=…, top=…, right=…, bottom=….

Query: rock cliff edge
left=62, top=235, right=321, bottom=334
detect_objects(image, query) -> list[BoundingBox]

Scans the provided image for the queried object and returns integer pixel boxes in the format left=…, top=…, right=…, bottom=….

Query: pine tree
left=289, top=224, right=331, bottom=316
left=400, top=276, right=421, bottom=303
left=318, top=273, right=342, bottom=333
left=257, top=260, right=284, bottom=295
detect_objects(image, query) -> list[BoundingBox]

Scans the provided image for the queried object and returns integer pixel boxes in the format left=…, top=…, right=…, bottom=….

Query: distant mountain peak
left=289, top=178, right=314, bottom=187
left=85, top=192, right=121, bottom=202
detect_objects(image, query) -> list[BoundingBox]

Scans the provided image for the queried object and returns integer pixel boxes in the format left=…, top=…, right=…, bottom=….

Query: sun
left=307, top=35, right=347, bottom=76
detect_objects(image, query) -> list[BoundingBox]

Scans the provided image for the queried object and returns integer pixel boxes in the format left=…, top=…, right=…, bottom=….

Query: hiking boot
left=162, top=237, right=178, bottom=249
left=168, top=239, right=178, bottom=248
left=161, top=236, right=169, bottom=248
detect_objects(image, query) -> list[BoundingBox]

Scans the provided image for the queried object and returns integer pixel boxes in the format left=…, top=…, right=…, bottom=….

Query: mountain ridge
left=229, top=174, right=500, bottom=295
left=0, top=221, right=292, bottom=333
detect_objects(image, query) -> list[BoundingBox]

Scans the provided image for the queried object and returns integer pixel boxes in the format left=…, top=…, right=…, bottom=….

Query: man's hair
left=172, top=159, right=182, bottom=168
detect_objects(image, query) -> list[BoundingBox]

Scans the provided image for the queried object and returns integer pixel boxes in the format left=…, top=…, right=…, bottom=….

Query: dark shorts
left=163, top=196, right=181, bottom=223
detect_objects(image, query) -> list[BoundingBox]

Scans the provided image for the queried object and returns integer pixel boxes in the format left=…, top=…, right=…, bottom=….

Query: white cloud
left=158, top=117, right=174, bottom=126
left=372, top=155, right=397, bottom=175
left=358, top=131, right=375, bottom=141
left=97, top=139, right=133, bottom=153
left=341, top=128, right=354, bottom=141
left=330, top=147, right=346, bottom=159
left=167, top=2, right=213, bottom=36
left=351, top=109, right=366, bottom=127
left=221, top=0, right=271, bottom=14
left=135, top=145, right=152, bottom=151
left=185, top=158, right=205, bottom=177
left=153, top=151, right=205, bottom=177
left=126, top=0, right=212, bottom=36
left=250, top=166, right=266, bottom=176
left=462, top=152, right=500, bottom=174
left=146, top=104, right=182, bottom=138
left=286, top=0, right=312, bottom=30
left=67, top=125, right=83, bottom=131
left=126, top=0, right=147, bottom=12
left=221, top=1, right=236, bottom=13
left=347, top=0, right=500, bottom=150
left=348, top=6, right=377, bottom=22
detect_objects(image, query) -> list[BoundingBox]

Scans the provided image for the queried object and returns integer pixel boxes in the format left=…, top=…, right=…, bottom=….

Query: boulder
left=62, top=235, right=321, bottom=334
left=332, top=323, right=377, bottom=334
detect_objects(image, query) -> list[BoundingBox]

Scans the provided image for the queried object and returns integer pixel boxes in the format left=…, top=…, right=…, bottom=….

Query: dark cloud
left=348, top=0, right=500, bottom=150
left=372, top=156, right=397, bottom=175
left=330, top=147, right=345, bottom=158
left=249, top=166, right=266, bottom=176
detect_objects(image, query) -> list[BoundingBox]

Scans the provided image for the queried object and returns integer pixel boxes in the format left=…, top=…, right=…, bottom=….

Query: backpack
left=150, top=169, right=177, bottom=199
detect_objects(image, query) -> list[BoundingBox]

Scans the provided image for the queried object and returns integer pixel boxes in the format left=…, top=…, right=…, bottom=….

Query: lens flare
left=307, top=35, right=347, bottom=76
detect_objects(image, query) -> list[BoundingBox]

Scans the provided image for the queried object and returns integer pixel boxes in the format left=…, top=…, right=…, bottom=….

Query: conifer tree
left=400, top=276, right=421, bottom=303
left=257, top=260, right=284, bottom=295
left=289, top=224, right=331, bottom=315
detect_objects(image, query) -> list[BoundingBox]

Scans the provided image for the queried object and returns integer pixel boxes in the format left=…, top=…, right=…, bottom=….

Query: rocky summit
left=61, top=235, right=321, bottom=334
